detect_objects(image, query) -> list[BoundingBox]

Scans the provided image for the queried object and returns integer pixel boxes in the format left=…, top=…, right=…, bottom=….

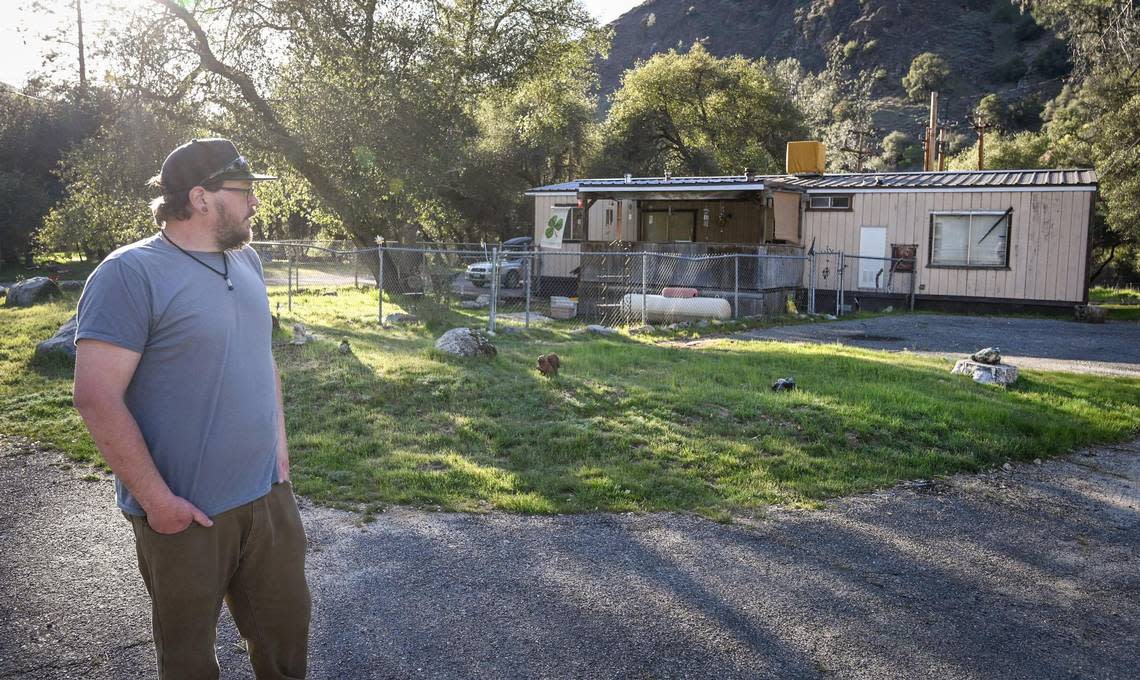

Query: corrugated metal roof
left=527, top=169, right=1097, bottom=194
left=579, top=175, right=767, bottom=187
left=526, top=181, right=580, bottom=193
left=773, top=169, right=1097, bottom=190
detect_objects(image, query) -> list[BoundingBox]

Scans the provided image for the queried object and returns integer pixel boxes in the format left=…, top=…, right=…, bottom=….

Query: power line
left=0, top=81, right=49, bottom=102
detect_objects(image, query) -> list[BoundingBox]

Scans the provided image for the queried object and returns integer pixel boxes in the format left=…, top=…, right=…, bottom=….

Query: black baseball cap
left=152, top=138, right=276, bottom=193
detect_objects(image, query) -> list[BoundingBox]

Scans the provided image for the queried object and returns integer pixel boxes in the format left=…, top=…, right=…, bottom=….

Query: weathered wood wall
left=800, top=189, right=1092, bottom=303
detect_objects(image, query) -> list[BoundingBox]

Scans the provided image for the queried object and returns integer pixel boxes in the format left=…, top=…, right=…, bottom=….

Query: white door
left=859, top=226, right=887, bottom=289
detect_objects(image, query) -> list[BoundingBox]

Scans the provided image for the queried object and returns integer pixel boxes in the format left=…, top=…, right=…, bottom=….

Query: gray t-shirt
left=75, top=233, right=280, bottom=517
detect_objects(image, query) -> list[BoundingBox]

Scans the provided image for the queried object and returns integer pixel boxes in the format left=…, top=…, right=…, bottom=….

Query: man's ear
left=188, top=185, right=209, bottom=214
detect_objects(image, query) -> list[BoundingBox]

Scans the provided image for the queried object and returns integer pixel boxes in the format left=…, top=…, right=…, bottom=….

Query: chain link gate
left=254, top=240, right=927, bottom=329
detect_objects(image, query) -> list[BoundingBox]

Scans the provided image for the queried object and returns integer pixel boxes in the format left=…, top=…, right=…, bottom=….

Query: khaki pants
left=126, top=482, right=311, bottom=679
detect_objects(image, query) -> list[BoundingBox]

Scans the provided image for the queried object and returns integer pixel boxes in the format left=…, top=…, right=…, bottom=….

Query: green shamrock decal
left=545, top=214, right=565, bottom=239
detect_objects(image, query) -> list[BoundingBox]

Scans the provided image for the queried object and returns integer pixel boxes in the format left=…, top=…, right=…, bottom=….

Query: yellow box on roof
left=786, top=141, right=826, bottom=175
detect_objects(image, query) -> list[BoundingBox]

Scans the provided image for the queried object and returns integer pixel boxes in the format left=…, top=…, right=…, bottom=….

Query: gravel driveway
left=2, top=433, right=1138, bottom=680
left=739, top=314, right=1140, bottom=377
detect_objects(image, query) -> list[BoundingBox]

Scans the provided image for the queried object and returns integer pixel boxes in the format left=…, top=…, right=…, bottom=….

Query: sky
left=0, top=0, right=645, bottom=90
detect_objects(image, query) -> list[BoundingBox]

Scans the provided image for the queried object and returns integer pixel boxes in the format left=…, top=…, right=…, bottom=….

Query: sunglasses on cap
left=202, top=156, right=253, bottom=184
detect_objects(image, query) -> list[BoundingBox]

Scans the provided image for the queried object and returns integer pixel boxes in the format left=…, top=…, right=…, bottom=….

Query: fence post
left=287, top=251, right=293, bottom=312
left=488, top=246, right=499, bottom=334
left=353, top=250, right=359, bottom=289
left=910, top=259, right=917, bottom=312
left=641, top=251, right=648, bottom=326
left=524, top=251, right=532, bottom=329
left=733, top=255, right=740, bottom=320
left=376, top=238, right=384, bottom=325
left=836, top=252, right=843, bottom=317
left=808, top=253, right=817, bottom=315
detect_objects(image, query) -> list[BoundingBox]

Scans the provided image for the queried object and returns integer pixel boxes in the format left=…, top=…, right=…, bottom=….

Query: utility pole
left=75, top=0, right=87, bottom=94
left=966, top=110, right=997, bottom=171
left=840, top=127, right=878, bottom=172
left=923, top=92, right=940, bottom=171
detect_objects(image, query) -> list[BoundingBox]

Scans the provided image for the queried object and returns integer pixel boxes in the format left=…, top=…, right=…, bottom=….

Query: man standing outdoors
left=73, top=139, right=310, bottom=679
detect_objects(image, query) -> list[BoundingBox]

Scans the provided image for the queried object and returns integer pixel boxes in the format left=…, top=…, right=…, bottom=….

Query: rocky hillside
left=599, top=0, right=1069, bottom=138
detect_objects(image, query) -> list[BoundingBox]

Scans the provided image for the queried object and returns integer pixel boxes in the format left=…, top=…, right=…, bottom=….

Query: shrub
left=1032, top=40, right=1071, bottom=77
left=902, top=52, right=951, bottom=102
left=991, top=55, right=1027, bottom=82
left=1014, top=13, right=1044, bottom=40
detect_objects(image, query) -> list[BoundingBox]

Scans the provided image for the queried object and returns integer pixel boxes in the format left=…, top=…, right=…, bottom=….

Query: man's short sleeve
left=75, top=259, right=152, bottom=353
left=245, top=246, right=265, bottom=283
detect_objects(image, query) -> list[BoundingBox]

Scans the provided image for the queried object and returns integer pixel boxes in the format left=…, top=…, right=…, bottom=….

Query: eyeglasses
left=215, top=186, right=256, bottom=201
left=202, top=155, right=251, bottom=183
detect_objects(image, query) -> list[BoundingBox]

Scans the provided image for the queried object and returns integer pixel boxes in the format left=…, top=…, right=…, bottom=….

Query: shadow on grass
left=277, top=331, right=1140, bottom=517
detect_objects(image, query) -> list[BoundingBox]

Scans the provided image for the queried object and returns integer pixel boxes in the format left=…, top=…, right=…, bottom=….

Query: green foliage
left=1026, top=0, right=1140, bottom=281
left=902, top=52, right=950, bottom=102
left=1006, top=93, right=1044, bottom=130
left=946, top=130, right=1050, bottom=171
left=975, top=94, right=1008, bottom=129
left=991, top=55, right=1028, bottom=82
left=777, top=40, right=879, bottom=172
left=1014, top=11, right=1045, bottom=39
left=595, top=43, right=806, bottom=177
left=94, top=0, right=601, bottom=246
left=991, top=0, right=1021, bottom=22
left=1032, top=39, right=1071, bottom=77
left=465, top=35, right=602, bottom=239
left=38, top=100, right=186, bottom=258
left=875, top=131, right=923, bottom=171
left=0, top=87, right=103, bottom=266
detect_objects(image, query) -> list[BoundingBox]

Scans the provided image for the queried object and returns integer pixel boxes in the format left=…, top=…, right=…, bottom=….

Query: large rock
left=384, top=313, right=419, bottom=325
left=5, top=277, right=61, bottom=307
left=434, top=327, right=497, bottom=358
left=1074, top=304, right=1107, bottom=323
left=970, top=347, right=1002, bottom=365
left=952, top=359, right=1018, bottom=386
left=58, top=279, right=85, bottom=292
left=35, top=316, right=78, bottom=361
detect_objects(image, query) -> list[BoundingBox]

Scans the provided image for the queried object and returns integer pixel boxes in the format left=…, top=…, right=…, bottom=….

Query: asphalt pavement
left=1, top=433, right=1138, bottom=679
left=739, top=313, right=1140, bottom=377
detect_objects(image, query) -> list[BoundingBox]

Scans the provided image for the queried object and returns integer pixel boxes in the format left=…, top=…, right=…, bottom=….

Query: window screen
left=931, top=212, right=1009, bottom=267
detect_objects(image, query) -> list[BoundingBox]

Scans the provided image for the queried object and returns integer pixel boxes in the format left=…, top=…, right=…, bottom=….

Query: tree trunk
left=157, top=0, right=384, bottom=245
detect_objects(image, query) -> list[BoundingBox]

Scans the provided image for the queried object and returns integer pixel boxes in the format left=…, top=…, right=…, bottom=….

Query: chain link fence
left=251, top=241, right=914, bottom=331
left=808, top=249, right=916, bottom=316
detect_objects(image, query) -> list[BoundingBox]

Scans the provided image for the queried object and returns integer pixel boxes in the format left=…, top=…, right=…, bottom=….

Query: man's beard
left=214, top=201, right=252, bottom=251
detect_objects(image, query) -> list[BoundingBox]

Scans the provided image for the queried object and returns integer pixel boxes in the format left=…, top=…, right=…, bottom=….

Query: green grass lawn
left=4, top=287, right=1140, bottom=520
left=1089, top=286, right=1140, bottom=321
left=1090, top=286, right=1140, bottom=305
left=0, top=253, right=98, bottom=283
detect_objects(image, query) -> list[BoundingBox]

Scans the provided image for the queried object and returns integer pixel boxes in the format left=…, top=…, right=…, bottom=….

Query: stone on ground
left=384, top=313, right=419, bottom=325
left=35, top=316, right=78, bottom=361
left=435, top=328, right=497, bottom=358
left=952, top=359, right=1019, bottom=386
left=4, top=277, right=61, bottom=307
left=585, top=324, right=618, bottom=335
left=970, top=347, right=1002, bottom=364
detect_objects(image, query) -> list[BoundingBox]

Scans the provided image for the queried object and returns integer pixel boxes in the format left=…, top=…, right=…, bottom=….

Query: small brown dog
left=537, top=353, right=561, bottom=377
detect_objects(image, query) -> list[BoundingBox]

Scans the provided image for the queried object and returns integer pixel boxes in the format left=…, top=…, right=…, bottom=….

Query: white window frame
left=929, top=210, right=1011, bottom=269
left=807, top=194, right=852, bottom=210
left=553, top=204, right=584, bottom=241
